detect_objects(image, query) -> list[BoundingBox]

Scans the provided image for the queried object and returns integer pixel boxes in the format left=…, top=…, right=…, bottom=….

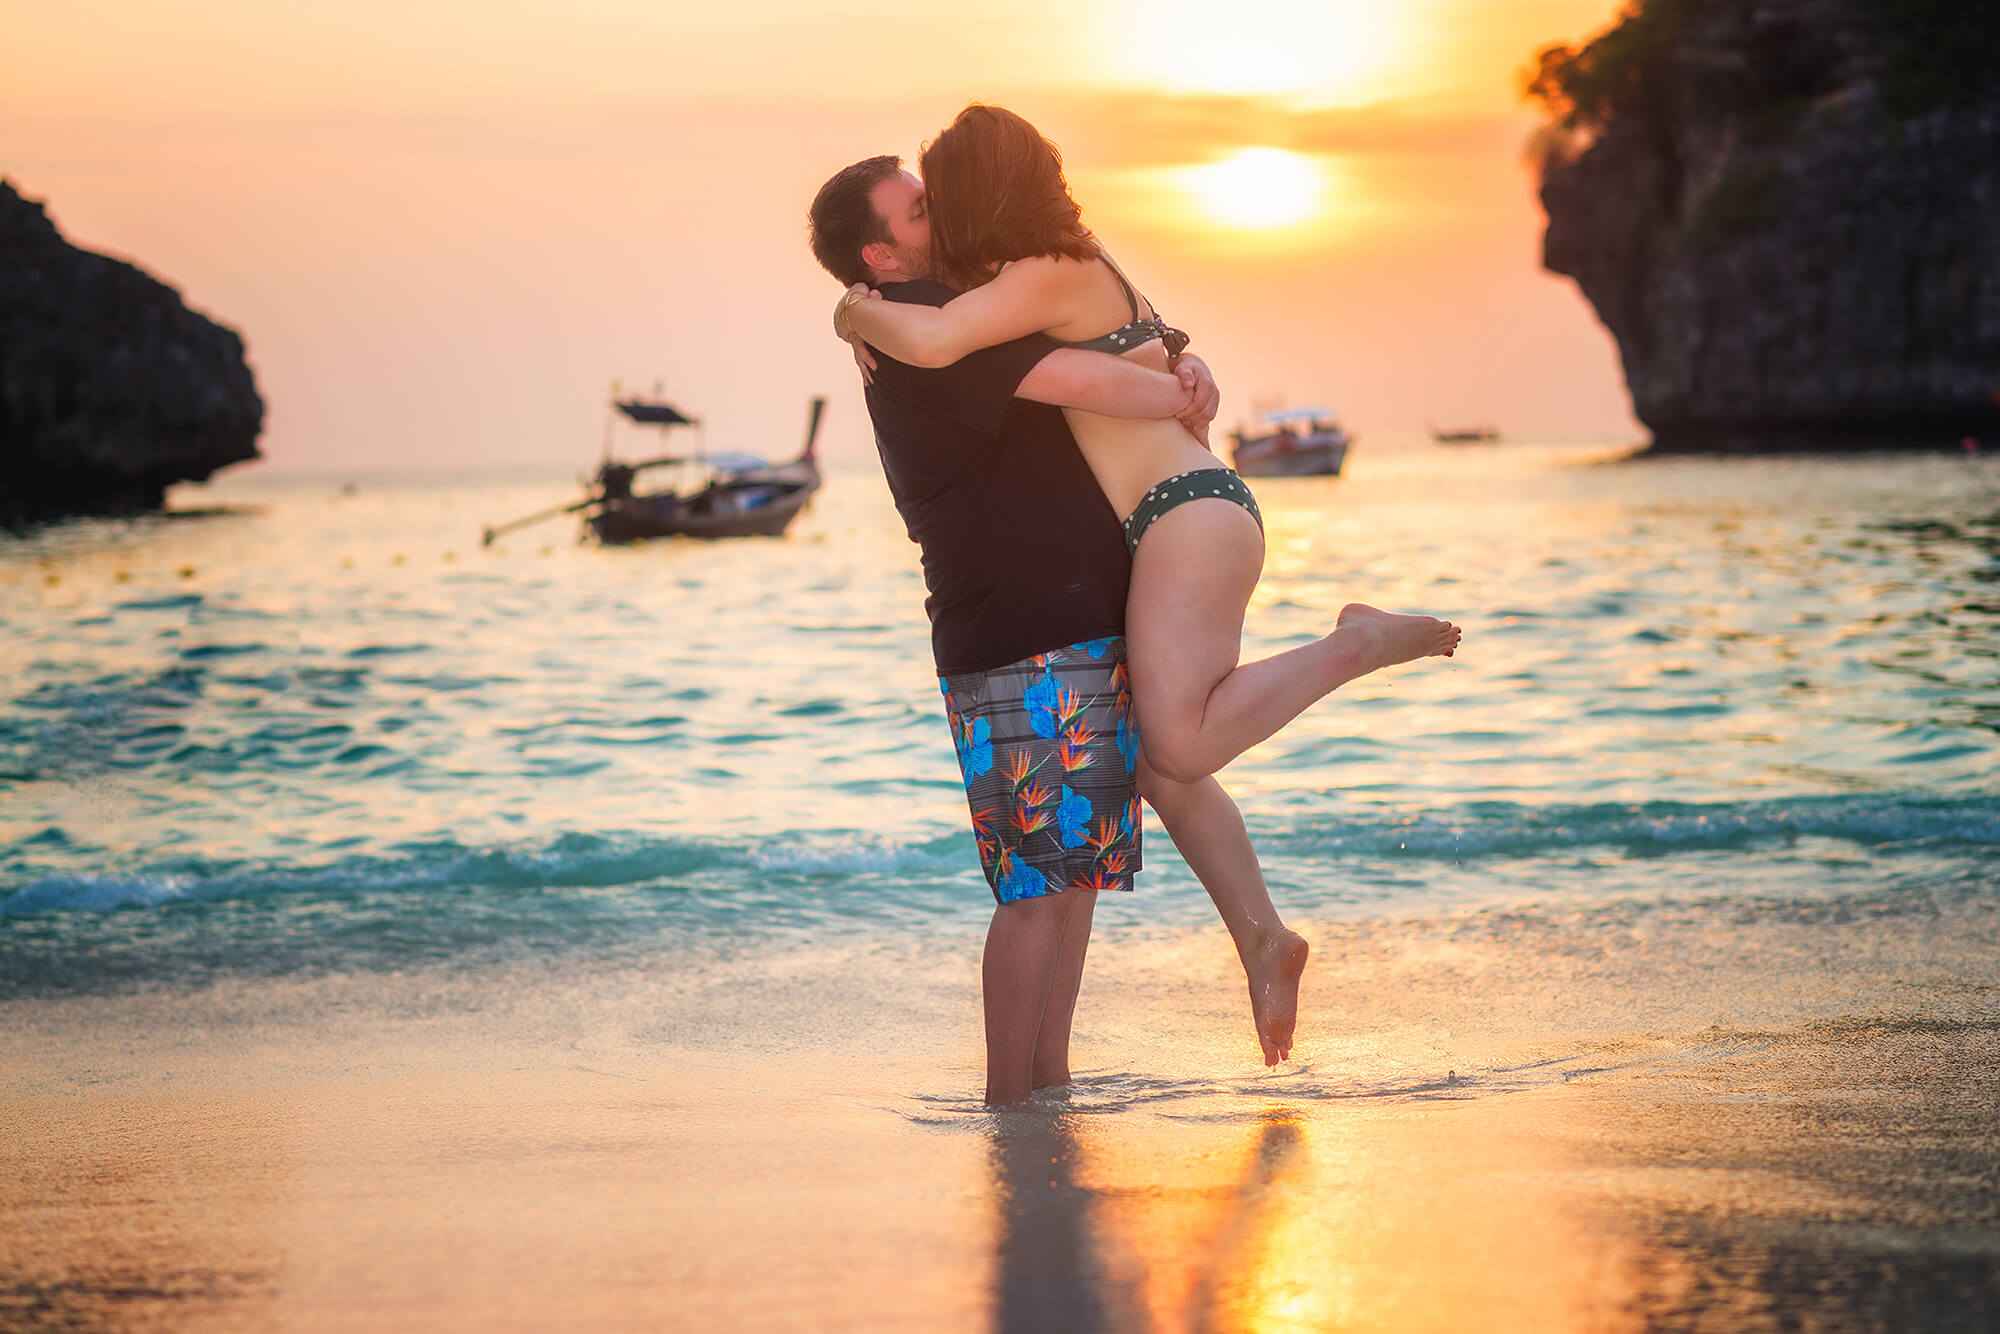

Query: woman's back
left=1045, top=256, right=1220, bottom=517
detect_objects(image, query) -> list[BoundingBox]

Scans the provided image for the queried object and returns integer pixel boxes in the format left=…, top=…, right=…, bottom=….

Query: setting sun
left=1177, top=148, right=1329, bottom=230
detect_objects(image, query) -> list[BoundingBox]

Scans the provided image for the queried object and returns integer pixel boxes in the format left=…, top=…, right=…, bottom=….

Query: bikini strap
left=1095, top=249, right=1145, bottom=323
left=1098, top=250, right=1186, bottom=355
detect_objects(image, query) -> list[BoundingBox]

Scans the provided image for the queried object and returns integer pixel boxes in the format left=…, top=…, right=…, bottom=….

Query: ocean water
left=3, top=443, right=1997, bottom=999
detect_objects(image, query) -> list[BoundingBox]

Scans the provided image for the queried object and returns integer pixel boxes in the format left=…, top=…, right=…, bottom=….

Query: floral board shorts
left=939, top=636, right=1144, bottom=905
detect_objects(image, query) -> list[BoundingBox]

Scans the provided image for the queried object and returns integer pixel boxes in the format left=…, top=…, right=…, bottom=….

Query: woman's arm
left=839, top=258, right=1077, bottom=368
left=1018, top=350, right=1195, bottom=420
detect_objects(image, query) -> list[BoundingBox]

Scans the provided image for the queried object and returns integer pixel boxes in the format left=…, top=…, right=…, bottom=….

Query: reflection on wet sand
left=987, top=1102, right=1615, bottom=1333
left=1173, top=1114, right=1307, bottom=1331
left=989, top=1110, right=1319, bottom=1334
left=979, top=1008, right=2000, bottom=1333
left=990, top=1110, right=1114, bottom=1332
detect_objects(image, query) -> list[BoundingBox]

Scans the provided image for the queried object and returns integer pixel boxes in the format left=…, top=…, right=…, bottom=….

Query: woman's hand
left=832, top=282, right=875, bottom=338
left=833, top=282, right=881, bottom=383
left=1174, top=354, right=1220, bottom=448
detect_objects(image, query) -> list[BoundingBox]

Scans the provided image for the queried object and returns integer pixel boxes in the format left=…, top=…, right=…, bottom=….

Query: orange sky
left=5, top=0, right=1638, bottom=471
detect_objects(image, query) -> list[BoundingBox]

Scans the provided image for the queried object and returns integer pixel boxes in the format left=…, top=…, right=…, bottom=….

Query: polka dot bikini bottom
left=1121, top=467, right=1263, bottom=554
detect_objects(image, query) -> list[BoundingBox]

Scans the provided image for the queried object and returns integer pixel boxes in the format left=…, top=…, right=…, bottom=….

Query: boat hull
left=1231, top=438, right=1348, bottom=477
left=588, top=476, right=818, bottom=543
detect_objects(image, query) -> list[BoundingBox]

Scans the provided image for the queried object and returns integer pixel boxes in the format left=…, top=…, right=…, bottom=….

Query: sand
left=5, top=894, right=1999, bottom=1332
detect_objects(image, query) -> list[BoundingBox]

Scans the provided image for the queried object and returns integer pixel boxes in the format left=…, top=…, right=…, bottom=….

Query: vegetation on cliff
left=1525, top=0, right=1689, bottom=147
left=1527, top=0, right=2000, bottom=163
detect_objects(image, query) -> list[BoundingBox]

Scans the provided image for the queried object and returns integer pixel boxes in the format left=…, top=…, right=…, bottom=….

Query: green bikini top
left=1051, top=253, right=1191, bottom=358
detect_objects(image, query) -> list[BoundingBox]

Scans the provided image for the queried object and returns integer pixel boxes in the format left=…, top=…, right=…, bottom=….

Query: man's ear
left=860, top=240, right=899, bottom=275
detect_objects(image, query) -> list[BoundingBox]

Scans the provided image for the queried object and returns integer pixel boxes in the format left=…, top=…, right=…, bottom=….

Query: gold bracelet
left=837, top=289, right=870, bottom=337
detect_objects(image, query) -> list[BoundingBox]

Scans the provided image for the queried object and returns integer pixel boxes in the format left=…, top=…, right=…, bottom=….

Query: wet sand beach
left=7, top=889, right=1997, bottom=1333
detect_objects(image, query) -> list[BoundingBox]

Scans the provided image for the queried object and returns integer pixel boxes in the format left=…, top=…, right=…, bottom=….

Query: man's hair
left=808, top=154, right=902, bottom=287
left=919, top=105, right=1096, bottom=294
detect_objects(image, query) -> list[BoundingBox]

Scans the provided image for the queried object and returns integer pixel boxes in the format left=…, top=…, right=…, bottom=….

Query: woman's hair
left=919, top=105, right=1097, bottom=292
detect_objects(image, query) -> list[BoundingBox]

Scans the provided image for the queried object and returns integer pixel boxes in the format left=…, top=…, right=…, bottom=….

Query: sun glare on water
left=1178, top=148, right=1328, bottom=230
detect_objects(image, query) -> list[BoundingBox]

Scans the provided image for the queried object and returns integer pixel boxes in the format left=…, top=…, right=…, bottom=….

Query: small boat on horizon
left=482, top=394, right=825, bottom=546
left=1230, top=407, right=1351, bottom=478
left=1430, top=423, right=1502, bottom=444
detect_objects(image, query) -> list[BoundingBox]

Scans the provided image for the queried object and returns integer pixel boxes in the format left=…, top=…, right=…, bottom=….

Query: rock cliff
left=1, top=180, right=263, bottom=522
left=1532, top=0, right=2000, bottom=450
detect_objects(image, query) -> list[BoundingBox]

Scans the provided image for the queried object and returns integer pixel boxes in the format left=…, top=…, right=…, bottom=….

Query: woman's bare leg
left=1031, top=889, right=1097, bottom=1090
left=1126, top=501, right=1460, bottom=783
left=1137, top=754, right=1308, bottom=1065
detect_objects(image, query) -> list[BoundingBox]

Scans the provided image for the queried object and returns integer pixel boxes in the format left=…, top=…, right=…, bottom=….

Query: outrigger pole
left=481, top=496, right=598, bottom=547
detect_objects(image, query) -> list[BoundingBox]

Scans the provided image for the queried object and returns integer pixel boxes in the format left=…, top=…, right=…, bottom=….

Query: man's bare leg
left=1139, top=754, right=1308, bottom=1066
left=1031, top=889, right=1098, bottom=1090
left=983, top=891, right=1082, bottom=1105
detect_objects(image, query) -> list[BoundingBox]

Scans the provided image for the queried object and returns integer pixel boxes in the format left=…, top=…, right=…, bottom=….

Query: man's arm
left=1016, top=350, right=1186, bottom=418
left=1017, top=350, right=1220, bottom=442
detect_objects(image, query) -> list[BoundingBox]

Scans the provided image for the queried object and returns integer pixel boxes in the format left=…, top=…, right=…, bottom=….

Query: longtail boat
left=482, top=395, right=824, bottom=547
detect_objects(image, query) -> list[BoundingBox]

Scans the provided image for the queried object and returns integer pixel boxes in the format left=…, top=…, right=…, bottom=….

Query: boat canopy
left=704, top=451, right=773, bottom=473
left=1261, top=407, right=1335, bottom=424
left=616, top=399, right=697, bottom=426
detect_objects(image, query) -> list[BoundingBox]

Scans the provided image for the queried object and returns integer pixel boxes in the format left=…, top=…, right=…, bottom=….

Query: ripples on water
left=2, top=445, right=1995, bottom=993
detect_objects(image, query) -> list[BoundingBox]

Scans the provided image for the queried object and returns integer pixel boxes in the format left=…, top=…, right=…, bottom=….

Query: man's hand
left=1174, top=354, right=1220, bottom=449
left=833, top=282, right=880, bottom=384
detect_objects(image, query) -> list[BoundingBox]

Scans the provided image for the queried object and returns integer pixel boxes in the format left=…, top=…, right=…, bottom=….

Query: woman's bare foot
left=1331, top=603, right=1460, bottom=675
left=1246, top=928, right=1310, bottom=1065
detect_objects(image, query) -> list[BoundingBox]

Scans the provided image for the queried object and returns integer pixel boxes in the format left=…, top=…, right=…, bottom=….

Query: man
left=808, top=156, right=1306, bottom=1105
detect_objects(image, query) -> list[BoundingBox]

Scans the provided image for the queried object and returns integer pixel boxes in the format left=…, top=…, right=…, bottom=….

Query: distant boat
left=481, top=395, right=825, bottom=547
left=1230, top=408, right=1350, bottom=477
left=1430, top=423, right=1502, bottom=444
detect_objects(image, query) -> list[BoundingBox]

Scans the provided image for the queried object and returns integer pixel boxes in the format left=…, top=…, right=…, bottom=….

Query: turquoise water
left=3, top=444, right=1997, bottom=995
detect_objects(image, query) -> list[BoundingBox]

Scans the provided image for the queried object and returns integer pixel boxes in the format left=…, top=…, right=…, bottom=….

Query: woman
left=838, top=106, right=1462, bottom=1066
